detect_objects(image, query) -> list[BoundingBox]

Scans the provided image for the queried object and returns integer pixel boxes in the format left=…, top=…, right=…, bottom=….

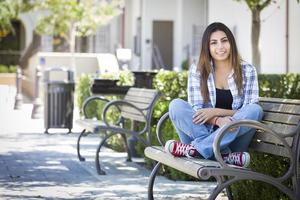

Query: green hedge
left=0, top=64, right=17, bottom=73
left=259, top=74, right=300, bottom=98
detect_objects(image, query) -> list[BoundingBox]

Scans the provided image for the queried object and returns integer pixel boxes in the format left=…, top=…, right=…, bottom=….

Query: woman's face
left=209, top=30, right=231, bottom=62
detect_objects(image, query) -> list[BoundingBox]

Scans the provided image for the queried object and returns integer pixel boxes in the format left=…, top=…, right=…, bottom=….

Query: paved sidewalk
left=0, top=85, right=226, bottom=200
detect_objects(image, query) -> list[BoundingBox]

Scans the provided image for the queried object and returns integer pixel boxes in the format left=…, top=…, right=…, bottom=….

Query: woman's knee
left=242, top=103, right=264, bottom=120
left=169, top=99, right=187, bottom=111
left=169, top=99, right=190, bottom=120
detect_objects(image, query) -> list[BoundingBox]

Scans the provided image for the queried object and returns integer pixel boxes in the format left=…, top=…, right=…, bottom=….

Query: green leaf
left=34, top=0, right=124, bottom=48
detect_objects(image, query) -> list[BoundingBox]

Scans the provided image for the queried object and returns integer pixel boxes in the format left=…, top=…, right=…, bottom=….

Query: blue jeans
left=169, top=99, right=263, bottom=159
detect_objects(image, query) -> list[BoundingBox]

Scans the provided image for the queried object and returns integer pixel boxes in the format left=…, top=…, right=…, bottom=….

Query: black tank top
left=215, top=88, right=233, bottom=109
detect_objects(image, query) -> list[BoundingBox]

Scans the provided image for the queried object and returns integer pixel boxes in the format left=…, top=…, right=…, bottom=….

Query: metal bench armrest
left=155, top=112, right=170, bottom=147
left=82, top=95, right=110, bottom=118
left=102, top=100, right=148, bottom=134
left=213, top=119, right=293, bottom=169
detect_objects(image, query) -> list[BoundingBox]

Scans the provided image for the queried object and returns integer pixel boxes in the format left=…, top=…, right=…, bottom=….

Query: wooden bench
left=76, top=87, right=161, bottom=175
left=145, top=97, right=300, bottom=200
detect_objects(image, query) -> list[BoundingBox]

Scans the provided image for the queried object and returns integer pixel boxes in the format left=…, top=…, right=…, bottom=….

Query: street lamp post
left=13, top=66, right=23, bottom=110
left=31, top=57, right=44, bottom=119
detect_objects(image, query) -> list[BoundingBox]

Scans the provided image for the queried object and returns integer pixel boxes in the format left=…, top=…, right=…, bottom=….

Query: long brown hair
left=198, top=22, right=242, bottom=103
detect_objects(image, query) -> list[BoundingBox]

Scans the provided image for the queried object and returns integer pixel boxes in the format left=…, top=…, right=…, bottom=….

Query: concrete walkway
left=0, top=85, right=227, bottom=200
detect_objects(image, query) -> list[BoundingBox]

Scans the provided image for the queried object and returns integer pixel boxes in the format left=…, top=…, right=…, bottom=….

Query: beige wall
left=0, top=74, right=16, bottom=86
left=208, top=0, right=300, bottom=73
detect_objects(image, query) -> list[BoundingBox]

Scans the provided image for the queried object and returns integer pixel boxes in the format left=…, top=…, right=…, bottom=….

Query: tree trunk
left=251, top=9, right=261, bottom=73
left=70, top=26, right=76, bottom=54
left=69, top=24, right=76, bottom=74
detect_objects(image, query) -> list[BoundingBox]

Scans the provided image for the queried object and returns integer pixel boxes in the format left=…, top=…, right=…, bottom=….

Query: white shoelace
left=174, top=143, right=190, bottom=156
left=226, top=153, right=243, bottom=166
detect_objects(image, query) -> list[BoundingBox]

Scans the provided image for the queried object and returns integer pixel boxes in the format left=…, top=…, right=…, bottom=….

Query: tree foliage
left=0, top=0, right=124, bottom=52
left=241, top=0, right=272, bottom=10
left=34, top=0, right=124, bottom=52
left=0, top=0, right=33, bottom=35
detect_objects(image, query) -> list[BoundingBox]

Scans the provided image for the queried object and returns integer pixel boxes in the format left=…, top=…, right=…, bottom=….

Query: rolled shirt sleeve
left=188, top=64, right=203, bottom=110
left=241, top=62, right=259, bottom=108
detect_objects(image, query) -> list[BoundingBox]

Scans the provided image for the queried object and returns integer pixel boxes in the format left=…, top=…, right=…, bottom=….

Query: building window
left=41, top=35, right=53, bottom=52
left=95, top=24, right=111, bottom=53
left=192, top=25, right=205, bottom=58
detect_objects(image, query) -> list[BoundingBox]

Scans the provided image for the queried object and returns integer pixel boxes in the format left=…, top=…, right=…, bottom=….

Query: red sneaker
left=222, top=152, right=250, bottom=167
left=165, top=140, right=197, bottom=157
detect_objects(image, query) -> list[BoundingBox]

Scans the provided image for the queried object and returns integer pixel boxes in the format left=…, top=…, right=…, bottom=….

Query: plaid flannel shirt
left=188, top=61, right=259, bottom=111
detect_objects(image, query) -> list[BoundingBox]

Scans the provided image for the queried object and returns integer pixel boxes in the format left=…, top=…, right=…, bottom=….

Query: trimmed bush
left=0, top=65, right=9, bottom=73
left=0, top=65, right=17, bottom=73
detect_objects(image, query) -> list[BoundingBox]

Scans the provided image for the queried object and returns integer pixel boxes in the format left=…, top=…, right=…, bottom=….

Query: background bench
left=145, top=97, right=300, bottom=200
left=76, top=87, right=161, bottom=175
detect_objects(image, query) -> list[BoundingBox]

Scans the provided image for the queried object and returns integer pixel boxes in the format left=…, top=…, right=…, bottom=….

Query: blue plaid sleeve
left=188, top=64, right=204, bottom=110
left=242, top=63, right=259, bottom=107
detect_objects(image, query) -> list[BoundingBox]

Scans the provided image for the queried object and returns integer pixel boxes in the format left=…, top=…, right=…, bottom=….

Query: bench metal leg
left=208, top=177, right=232, bottom=200
left=95, top=132, right=119, bottom=175
left=148, top=162, right=161, bottom=200
left=77, top=129, right=88, bottom=161
left=121, top=133, right=132, bottom=162
left=214, top=176, right=233, bottom=200
left=225, top=183, right=233, bottom=200
left=292, top=133, right=300, bottom=199
left=292, top=175, right=300, bottom=200
left=209, top=174, right=297, bottom=200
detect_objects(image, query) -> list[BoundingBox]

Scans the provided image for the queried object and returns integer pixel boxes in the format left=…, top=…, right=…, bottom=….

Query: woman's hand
left=215, top=116, right=233, bottom=127
left=192, top=108, right=217, bottom=124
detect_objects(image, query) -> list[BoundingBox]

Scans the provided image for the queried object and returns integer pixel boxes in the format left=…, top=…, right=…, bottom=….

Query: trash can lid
left=44, top=67, right=74, bottom=82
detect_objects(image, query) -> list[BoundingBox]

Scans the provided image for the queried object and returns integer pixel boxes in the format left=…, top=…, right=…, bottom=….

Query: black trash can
left=44, top=67, right=74, bottom=133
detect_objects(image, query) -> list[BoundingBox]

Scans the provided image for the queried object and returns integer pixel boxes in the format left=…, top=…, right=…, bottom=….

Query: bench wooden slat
left=252, top=131, right=293, bottom=146
left=264, top=122, right=298, bottom=136
left=76, top=119, right=105, bottom=133
left=249, top=141, right=290, bottom=157
left=121, top=106, right=147, bottom=116
left=118, top=88, right=159, bottom=122
left=121, top=112, right=147, bottom=122
left=120, top=101, right=150, bottom=110
left=262, top=112, right=299, bottom=125
left=126, top=88, right=158, bottom=98
left=259, top=97, right=300, bottom=105
left=260, top=102, right=300, bottom=115
left=124, top=95, right=155, bottom=105
left=121, top=104, right=148, bottom=112
left=145, top=146, right=220, bottom=179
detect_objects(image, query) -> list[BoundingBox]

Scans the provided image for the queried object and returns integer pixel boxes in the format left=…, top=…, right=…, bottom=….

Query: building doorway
left=152, top=20, right=173, bottom=70
left=0, top=20, right=25, bottom=65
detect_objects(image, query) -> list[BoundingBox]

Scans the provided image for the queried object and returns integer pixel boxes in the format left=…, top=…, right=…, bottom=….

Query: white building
left=123, top=0, right=207, bottom=71
left=123, top=0, right=300, bottom=73
left=14, top=0, right=300, bottom=73
left=207, top=0, right=300, bottom=73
